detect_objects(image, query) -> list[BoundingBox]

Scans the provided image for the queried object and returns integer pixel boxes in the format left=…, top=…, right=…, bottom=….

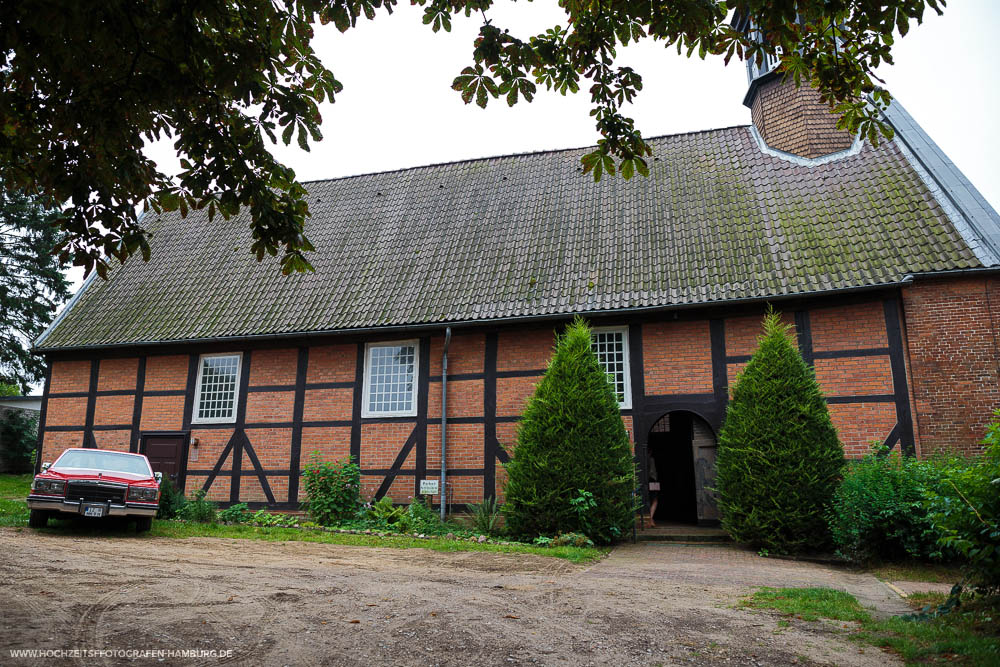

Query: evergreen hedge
left=715, top=310, right=844, bottom=554
left=502, top=318, right=636, bottom=544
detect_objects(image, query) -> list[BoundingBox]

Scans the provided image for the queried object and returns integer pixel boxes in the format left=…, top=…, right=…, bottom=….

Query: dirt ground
left=0, top=528, right=909, bottom=666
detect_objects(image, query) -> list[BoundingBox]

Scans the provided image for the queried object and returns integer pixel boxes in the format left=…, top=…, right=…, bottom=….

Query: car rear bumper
left=27, top=495, right=158, bottom=517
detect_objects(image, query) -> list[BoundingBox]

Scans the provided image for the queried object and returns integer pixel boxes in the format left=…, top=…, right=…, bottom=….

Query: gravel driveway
left=0, top=528, right=907, bottom=666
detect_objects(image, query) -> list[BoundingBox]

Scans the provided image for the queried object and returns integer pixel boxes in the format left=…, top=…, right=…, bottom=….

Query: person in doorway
left=648, top=453, right=660, bottom=527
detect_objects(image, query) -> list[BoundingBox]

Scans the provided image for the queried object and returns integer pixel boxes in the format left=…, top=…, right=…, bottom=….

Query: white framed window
left=362, top=340, right=419, bottom=418
left=192, top=353, right=242, bottom=424
left=591, top=327, right=632, bottom=409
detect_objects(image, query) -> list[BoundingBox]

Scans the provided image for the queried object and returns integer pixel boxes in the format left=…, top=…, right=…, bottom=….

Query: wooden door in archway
left=648, top=412, right=719, bottom=525
left=690, top=415, right=719, bottom=523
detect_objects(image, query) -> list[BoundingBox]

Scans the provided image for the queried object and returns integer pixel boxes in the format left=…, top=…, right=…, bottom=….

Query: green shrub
left=468, top=495, right=503, bottom=536
left=247, top=509, right=299, bottom=527
left=927, top=413, right=1000, bottom=596
left=531, top=532, right=593, bottom=548
left=397, top=497, right=449, bottom=535
left=218, top=502, right=252, bottom=524
left=551, top=532, right=594, bottom=547
left=0, top=409, right=37, bottom=473
left=502, top=317, right=636, bottom=545
left=302, top=453, right=361, bottom=526
left=367, top=496, right=405, bottom=527
left=179, top=489, right=217, bottom=523
left=828, top=445, right=959, bottom=564
left=715, top=310, right=845, bottom=554
left=156, top=477, right=187, bottom=519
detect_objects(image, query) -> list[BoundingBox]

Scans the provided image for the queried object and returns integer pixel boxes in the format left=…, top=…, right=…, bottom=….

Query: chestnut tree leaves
left=1, top=0, right=944, bottom=276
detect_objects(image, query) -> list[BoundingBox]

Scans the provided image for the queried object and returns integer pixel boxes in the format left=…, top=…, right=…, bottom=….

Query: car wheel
left=28, top=509, right=49, bottom=528
left=135, top=517, right=153, bottom=533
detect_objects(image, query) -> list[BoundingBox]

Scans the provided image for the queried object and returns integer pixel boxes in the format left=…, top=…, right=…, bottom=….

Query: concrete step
left=635, top=523, right=733, bottom=543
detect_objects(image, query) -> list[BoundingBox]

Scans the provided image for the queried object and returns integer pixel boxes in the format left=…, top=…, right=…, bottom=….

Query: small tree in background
left=503, top=317, right=635, bottom=544
left=0, top=408, right=38, bottom=473
left=715, top=310, right=844, bottom=554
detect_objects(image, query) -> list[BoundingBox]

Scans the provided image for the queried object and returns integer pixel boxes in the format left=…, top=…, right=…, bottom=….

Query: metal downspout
left=440, top=326, right=452, bottom=521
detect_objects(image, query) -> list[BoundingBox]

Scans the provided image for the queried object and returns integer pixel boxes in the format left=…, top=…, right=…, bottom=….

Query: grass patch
left=744, top=587, right=870, bottom=622
left=0, top=474, right=31, bottom=527
left=148, top=521, right=604, bottom=563
left=743, top=587, right=1000, bottom=665
left=0, top=473, right=603, bottom=563
left=0, top=497, right=29, bottom=527
left=0, top=473, right=31, bottom=499
left=868, top=560, right=965, bottom=584
left=859, top=600, right=1000, bottom=665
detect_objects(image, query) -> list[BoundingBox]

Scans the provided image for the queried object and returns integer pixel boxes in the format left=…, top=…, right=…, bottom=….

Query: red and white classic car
left=27, top=448, right=161, bottom=532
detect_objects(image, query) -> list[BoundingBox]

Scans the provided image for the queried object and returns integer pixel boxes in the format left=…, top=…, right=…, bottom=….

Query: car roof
left=58, top=448, right=148, bottom=459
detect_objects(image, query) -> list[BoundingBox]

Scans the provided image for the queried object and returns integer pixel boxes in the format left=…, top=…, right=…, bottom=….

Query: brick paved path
left=590, top=542, right=913, bottom=618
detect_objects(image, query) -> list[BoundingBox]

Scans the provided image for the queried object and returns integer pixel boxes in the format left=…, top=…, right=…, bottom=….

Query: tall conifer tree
left=503, top=318, right=635, bottom=544
left=0, top=190, right=70, bottom=391
left=715, top=310, right=844, bottom=554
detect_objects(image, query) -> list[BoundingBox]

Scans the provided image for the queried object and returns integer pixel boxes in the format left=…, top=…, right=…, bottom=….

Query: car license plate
left=82, top=504, right=106, bottom=518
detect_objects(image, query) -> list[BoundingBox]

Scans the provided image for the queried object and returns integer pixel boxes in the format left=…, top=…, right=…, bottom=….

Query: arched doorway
left=647, top=411, right=719, bottom=525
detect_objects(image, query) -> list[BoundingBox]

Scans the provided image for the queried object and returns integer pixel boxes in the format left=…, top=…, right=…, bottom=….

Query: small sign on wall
left=419, top=479, right=439, bottom=496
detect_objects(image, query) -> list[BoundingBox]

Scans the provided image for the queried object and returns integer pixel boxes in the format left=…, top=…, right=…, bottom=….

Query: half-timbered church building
left=32, top=50, right=1000, bottom=524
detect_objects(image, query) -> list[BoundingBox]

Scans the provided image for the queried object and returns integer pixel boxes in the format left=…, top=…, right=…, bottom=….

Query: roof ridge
left=297, top=124, right=753, bottom=186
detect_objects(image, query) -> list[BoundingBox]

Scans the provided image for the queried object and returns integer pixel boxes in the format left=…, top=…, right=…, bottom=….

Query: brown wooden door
left=142, top=433, right=187, bottom=489
left=691, top=418, right=719, bottom=524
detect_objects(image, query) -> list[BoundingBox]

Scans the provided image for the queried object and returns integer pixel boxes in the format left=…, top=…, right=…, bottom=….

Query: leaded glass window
left=193, top=353, right=241, bottom=423
left=364, top=342, right=418, bottom=416
left=591, top=328, right=631, bottom=408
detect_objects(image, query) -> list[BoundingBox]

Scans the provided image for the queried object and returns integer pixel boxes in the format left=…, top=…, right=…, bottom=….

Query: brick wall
left=643, top=321, right=713, bottom=394
left=245, top=391, right=294, bottom=423
left=497, top=328, right=553, bottom=371
left=426, top=423, right=485, bottom=469
left=143, top=355, right=188, bottom=391
left=306, top=344, right=356, bottom=383
left=48, top=360, right=90, bottom=393
left=749, top=77, right=854, bottom=159
left=811, top=302, right=887, bottom=351
left=98, top=358, right=138, bottom=391
left=248, top=349, right=297, bottom=386
left=902, top=277, right=1000, bottom=455
left=828, top=403, right=898, bottom=458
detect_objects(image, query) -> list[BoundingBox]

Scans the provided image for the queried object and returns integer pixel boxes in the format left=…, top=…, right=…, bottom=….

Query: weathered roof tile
left=39, top=126, right=983, bottom=349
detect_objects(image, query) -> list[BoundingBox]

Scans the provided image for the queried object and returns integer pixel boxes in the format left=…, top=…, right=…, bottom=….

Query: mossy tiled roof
left=38, top=125, right=985, bottom=349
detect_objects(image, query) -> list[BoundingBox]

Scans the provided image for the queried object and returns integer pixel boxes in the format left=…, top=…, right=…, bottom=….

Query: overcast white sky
left=84, top=2, right=1000, bottom=285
